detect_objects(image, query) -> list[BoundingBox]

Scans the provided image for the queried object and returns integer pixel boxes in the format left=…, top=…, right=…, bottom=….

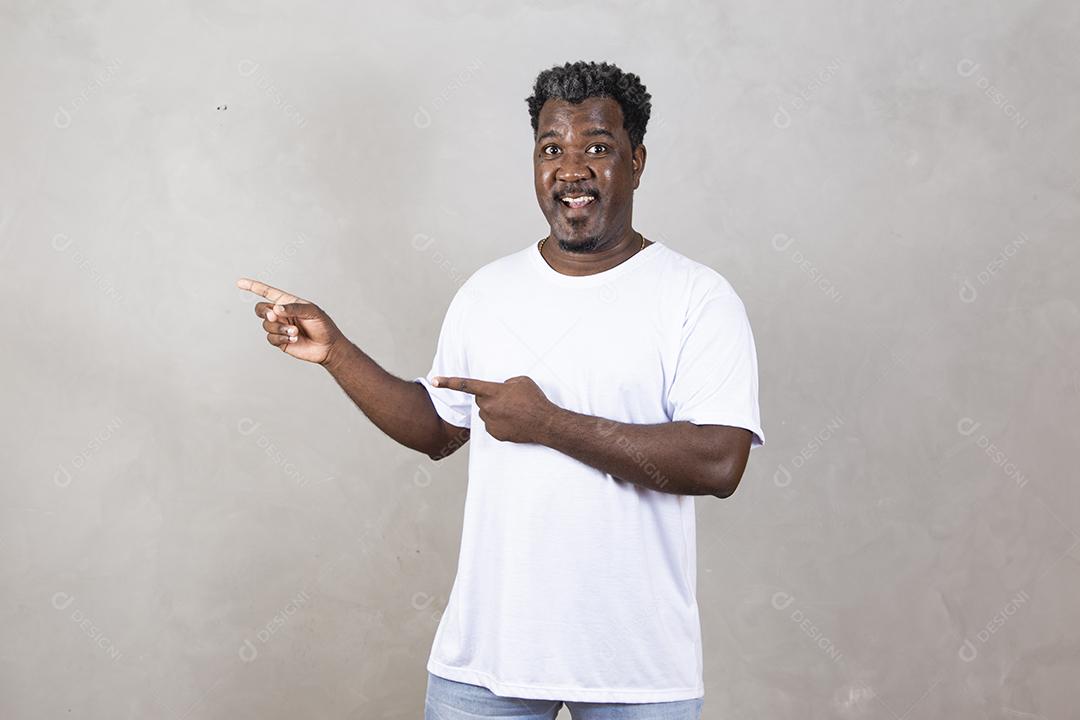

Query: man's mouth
left=559, top=193, right=597, bottom=209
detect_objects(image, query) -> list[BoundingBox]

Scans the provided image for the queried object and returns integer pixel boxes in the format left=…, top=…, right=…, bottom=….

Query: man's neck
left=540, top=231, right=649, bottom=277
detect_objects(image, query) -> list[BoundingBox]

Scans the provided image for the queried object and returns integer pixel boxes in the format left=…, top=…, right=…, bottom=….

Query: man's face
left=533, top=96, right=646, bottom=251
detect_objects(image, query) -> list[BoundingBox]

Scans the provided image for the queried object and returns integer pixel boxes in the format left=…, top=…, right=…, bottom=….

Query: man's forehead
left=536, top=96, right=624, bottom=134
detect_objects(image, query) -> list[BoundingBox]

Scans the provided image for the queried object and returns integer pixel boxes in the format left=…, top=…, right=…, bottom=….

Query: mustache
left=554, top=186, right=599, bottom=201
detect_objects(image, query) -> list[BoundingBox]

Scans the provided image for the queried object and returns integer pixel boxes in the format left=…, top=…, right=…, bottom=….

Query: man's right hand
left=236, top=277, right=346, bottom=366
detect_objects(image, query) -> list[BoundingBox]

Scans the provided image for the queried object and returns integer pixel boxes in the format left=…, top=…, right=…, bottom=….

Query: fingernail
left=289, top=336, right=297, bottom=342
left=274, top=305, right=285, bottom=314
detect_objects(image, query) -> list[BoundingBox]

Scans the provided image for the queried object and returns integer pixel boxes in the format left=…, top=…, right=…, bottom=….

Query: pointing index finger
left=432, top=376, right=499, bottom=396
left=236, top=277, right=306, bottom=305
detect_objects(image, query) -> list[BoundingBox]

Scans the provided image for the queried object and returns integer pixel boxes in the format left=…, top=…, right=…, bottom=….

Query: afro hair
left=526, top=61, right=652, bottom=150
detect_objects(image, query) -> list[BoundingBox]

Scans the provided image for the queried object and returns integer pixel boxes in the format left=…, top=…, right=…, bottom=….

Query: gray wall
left=3, top=1, right=1077, bottom=718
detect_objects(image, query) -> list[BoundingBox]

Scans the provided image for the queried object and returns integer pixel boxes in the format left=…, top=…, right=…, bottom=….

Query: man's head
left=526, top=61, right=651, bottom=253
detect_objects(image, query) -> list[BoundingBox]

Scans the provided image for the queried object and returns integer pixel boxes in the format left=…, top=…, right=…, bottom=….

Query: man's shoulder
left=470, top=242, right=534, bottom=282
left=448, top=241, right=534, bottom=304
left=649, top=241, right=741, bottom=306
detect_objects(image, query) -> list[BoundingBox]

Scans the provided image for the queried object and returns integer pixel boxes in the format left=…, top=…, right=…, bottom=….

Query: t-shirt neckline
left=526, top=238, right=664, bottom=287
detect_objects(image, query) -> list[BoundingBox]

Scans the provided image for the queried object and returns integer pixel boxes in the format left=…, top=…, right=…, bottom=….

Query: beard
left=551, top=214, right=607, bottom=253
left=555, top=232, right=606, bottom=253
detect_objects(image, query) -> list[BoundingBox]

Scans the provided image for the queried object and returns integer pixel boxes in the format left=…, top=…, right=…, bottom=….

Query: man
left=237, top=60, right=763, bottom=720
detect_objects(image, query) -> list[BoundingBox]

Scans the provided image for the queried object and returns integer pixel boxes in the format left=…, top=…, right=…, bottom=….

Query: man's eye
left=542, top=146, right=560, bottom=155
left=587, top=144, right=608, bottom=154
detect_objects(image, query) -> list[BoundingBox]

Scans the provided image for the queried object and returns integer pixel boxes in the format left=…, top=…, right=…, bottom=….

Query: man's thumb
left=274, top=302, right=321, bottom=318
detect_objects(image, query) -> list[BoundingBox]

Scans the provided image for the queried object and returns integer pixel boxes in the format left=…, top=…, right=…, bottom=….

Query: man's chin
left=552, top=230, right=605, bottom=253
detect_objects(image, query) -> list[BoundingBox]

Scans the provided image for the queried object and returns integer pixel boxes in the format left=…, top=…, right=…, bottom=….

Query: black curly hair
left=526, top=61, right=652, bottom=150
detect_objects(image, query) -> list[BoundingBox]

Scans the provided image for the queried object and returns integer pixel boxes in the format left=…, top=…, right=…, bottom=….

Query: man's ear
left=632, top=144, right=647, bottom=189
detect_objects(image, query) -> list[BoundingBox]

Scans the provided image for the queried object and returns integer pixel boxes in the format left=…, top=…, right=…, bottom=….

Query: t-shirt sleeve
left=413, top=286, right=474, bottom=429
left=666, top=289, right=764, bottom=448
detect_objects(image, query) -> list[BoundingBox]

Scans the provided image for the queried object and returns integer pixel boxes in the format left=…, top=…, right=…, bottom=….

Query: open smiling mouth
left=560, top=194, right=597, bottom=210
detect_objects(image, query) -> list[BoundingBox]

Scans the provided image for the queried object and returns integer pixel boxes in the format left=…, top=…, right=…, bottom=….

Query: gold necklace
left=539, top=232, right=646, bottom=254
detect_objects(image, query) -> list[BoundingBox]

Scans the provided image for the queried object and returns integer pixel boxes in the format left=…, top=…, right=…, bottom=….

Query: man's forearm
left=535, top=408, right=726, bottom=496
left=320, top=339, right=449, bottom=458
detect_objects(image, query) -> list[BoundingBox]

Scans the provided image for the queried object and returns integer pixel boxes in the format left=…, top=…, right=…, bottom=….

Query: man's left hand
left=432, top=375, right=558, bottom=444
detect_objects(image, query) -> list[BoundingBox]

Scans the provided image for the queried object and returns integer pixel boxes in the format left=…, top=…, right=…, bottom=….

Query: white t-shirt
left=413, top=239, right=764, bottom=704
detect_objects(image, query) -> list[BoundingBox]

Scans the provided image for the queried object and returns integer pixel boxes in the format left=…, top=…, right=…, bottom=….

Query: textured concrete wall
left=3, top=1, right=1077, bottom=718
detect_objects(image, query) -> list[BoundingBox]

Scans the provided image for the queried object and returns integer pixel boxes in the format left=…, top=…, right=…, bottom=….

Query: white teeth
left=562, top=195, right=595, bottom=208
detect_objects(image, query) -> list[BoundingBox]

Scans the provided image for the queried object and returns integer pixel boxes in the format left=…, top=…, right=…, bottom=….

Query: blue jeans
left=424, top=671, right=704, bottom=720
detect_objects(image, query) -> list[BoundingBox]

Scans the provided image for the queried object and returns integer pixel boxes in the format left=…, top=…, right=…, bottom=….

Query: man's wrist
left=535, top=404, right=568, bottom=446
left=320, top=337, right=354, bottom=374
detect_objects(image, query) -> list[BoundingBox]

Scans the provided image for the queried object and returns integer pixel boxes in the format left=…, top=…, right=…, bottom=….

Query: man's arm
left=235, top=278, right=468, bottom=461
left=322, top=340, right=470, bottom=461
left=430, top=375, right=751, bottom=497
left=537, top=408, right=752, bottom=498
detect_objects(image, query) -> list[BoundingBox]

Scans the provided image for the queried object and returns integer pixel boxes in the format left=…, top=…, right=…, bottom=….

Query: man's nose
left=555, top=156, right=592, bottom=183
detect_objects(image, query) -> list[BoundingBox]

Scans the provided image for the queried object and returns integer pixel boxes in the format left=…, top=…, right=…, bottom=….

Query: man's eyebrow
left=535, top=126, right=617, bottom=143
left=581, top=127, right=616, bottom=139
